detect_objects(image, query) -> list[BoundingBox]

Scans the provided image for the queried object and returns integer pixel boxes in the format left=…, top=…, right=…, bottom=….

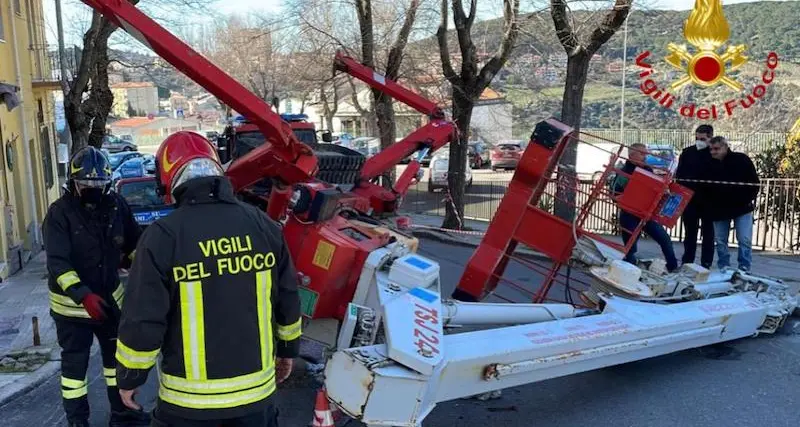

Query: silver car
left=428, top=155, right=473, bottom=192
left=103, top=134, right=138, bottom=153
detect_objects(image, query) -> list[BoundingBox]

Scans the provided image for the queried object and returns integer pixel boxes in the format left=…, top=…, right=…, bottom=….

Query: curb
left=0, top=361, right=59, bottom=408
left=411, top=228, right=549, bottom=261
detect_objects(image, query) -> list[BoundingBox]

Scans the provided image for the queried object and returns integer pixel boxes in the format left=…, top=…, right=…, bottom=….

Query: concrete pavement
left=0, top=251, right=61, bottom=408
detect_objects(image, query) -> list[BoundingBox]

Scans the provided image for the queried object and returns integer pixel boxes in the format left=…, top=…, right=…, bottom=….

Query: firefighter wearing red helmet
left=114, top=131, right=302, bottom=426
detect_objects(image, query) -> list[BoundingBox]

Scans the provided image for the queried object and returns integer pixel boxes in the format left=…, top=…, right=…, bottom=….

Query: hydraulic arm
left=81, top=0, right=317, bottom=196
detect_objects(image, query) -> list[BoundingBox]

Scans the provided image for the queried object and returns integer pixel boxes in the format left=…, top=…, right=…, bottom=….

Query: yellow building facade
left=0, top=0, right=60, bottom=277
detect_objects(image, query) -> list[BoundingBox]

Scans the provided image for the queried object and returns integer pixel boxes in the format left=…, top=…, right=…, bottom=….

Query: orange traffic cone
left=311, top=388, right=336, bottom=427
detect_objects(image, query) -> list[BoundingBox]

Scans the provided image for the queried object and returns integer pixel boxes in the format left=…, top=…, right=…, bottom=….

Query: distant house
left=470, top=88, right=513, bottom=145
left=111, top=82, right=159, bottom=118
left=109, top=116, right=202, bottom=145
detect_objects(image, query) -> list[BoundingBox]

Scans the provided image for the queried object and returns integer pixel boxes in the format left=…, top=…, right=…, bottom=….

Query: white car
left=428, top=154, right=473, bottom=192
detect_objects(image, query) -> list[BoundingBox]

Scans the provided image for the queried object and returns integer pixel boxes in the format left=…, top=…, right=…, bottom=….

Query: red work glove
left=82, top=293, right=109, bottom=321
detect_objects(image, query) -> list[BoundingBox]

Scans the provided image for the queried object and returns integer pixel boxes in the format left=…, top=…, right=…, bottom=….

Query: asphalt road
left=1, top=238, right=798, bottom=427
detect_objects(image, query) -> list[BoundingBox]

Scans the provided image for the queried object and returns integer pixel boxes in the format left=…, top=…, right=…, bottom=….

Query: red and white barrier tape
left=675, top=178, right=768, bottom=187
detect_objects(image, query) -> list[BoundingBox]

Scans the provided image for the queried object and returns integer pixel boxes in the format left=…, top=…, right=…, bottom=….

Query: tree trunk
left=373, top=91, right=396, bottom=189
left=443, top=87, right=473, bottom=229
left=554, top=52, right=590, bottom=221
left=87, top=37, right=114, bottom=149
left=65, top=98, right=89, bottom=154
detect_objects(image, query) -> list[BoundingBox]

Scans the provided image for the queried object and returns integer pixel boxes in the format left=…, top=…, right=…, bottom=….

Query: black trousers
left=680, top=202, right=715, bottom=268
left=150, top=403, right=279, bottom=427
left=54, top=317, right=127, bottom=422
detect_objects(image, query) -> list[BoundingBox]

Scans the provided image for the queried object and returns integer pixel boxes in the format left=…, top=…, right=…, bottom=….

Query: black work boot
left=109, top=408, right=151, bottom=427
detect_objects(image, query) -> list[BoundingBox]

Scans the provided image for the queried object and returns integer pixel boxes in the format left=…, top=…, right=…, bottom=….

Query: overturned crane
left=78, top=1, right=799, bottom=427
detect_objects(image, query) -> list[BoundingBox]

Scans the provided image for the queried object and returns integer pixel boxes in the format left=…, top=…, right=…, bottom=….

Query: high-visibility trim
left=159, top=378, right=276, bottom=410
left=161, top=366, right=275, bottom=395
left=61, top=376, right=86, bottom=389
left=104, top=367, right=117, bottom=387
left=50, top=283, right=125, bottom=319
left=276, top=318, right=302, bottom=341
left=116, top=340, right=159, bottom=370
left=56, top=271, right=81, bottom=291
left=179, top=281, right=207, bottom=381
left=128, top=250, right=136, bottom=261
left=256, top=270, right=272, bottom=370
left=61, top=376, right=88, bottom=399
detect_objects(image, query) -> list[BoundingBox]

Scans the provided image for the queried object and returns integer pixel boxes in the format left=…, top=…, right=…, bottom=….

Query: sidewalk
left=403, top=213, right=800, bottom=285
left=0, top=251, right=60, bottom=407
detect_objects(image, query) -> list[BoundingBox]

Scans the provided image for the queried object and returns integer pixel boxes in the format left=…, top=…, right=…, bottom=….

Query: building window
left=40, top=128, right=54, bottom=189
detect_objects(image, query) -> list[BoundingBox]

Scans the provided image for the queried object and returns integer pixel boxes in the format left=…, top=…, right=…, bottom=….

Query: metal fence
left=580, top=128, right=788, bottom=153
left=401, top=178, right=800, bottom=254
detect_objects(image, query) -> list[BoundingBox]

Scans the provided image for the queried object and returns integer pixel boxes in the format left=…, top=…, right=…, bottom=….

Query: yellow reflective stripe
left=159, top=378, right=276, bottom=409
left=62, top=375, right=88, bottom=399
left=128, top=250, right=136, bottom=261
left=179, top=281, right=206, bottom=381
left=256, top=271, right=272, bottom=370
left=276, top=318, right=302, bottom=341
left=113, top=283, right=124, bottom=307
left=116, top=340, right=159, bottom=370
left=50, top=295, right=91, bottom=319
left=161, top=367, right=275, bottom=395
left=56, top=271, right=81, bottom=291
left=61, top=376, right=87, bottom=389
left=62, top=386, right=88, bottom=399
left=104, top=367, right=117, bottom=386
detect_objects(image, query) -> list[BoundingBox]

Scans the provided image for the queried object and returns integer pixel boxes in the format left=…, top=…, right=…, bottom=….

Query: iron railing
left=401, top=178, right=800, bottom=254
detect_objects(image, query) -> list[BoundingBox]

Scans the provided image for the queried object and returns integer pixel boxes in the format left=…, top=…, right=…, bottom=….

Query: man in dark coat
left=675, top=124, right=715, bottom=268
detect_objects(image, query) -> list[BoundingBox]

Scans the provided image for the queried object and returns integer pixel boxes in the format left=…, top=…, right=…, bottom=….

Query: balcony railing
left=29, top=44, right=79, bottom=89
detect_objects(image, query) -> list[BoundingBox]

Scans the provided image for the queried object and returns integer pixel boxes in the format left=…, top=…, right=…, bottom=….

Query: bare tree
left=64, top=0, right=216, bottom=155
left=550, top=0, right=632, bottom=220
left=354, top=0, right=420, bottom=188
left=437, top=0, right=521, bottom=229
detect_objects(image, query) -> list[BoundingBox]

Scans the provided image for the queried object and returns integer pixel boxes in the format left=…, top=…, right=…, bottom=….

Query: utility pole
left=55, top=0, right=72, bottom=160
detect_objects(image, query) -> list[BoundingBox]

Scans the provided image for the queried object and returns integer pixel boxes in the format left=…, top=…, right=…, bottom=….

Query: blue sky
left=43, top=0, right=795, bottom=47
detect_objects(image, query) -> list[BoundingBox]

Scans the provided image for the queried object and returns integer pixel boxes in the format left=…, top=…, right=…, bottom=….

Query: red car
left=490, top=142, right=523, bottom=171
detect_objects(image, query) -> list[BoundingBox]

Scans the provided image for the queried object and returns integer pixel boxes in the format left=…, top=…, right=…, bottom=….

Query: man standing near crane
left=675, top=124, right=715, bottom=268
left=114, top=132, right=303, bottom=426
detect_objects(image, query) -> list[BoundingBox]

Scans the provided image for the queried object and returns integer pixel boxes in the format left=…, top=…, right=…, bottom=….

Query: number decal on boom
left=412, top=303, right=441, bottom=355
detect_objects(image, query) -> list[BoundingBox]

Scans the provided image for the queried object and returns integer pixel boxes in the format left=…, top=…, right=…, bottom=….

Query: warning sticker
left=312, top=240, right=335, bottom=270
left=298, top=287, right=319, bottom=318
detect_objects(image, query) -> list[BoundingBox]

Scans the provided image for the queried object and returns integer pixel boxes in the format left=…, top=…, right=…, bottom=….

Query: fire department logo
left=634, top=0, right=779, bottom=119
left=664, top=0, right=747, bottom=91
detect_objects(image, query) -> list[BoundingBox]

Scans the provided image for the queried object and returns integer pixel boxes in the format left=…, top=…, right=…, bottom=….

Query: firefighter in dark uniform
left=43, top=146, right=151, bottom=427
left=115, top=131, right=302, bottom=426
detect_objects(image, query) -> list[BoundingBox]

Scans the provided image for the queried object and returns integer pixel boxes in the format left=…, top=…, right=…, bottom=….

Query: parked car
left=102, top=134, right=138, bottom=152
left=112, top=157, right=148, bottom=182
left=352, top=137, right=380, bottom=158
left=428, top=154, right=473, bottom=192
left=107, top=151, right=143, bottom=172
left=142, top=154, right=156, bottom=174
left=115, top=176, right=174, bottom=228
left=468, top=141, right=491, bottom=168
left=490, top=142, right=523, bottom=171
left=645, top=144, right=677, bottom=175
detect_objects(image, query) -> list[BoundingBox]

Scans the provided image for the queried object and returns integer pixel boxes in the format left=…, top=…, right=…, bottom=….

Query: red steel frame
left=454, top=123, right=692, bottom=304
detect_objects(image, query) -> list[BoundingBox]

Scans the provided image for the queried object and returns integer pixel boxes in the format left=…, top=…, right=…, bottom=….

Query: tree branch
left=476, top=0, right=521, bottom=90
left=436, top=0, right=459, bottom=84
left=550, top=0, right=582, bottom=56
left=585, top=0, right=632, bottom=55
left=384, top=0, right=420, bottom=80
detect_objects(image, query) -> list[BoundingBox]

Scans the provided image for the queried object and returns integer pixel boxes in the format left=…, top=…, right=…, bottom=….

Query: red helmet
left=156, top=131, right=222, bottom=203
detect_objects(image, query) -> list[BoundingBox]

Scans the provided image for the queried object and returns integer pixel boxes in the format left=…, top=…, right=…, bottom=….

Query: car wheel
left=467, top=178, right=473, bottom=188
left=123, top=146, right=133, bottom=151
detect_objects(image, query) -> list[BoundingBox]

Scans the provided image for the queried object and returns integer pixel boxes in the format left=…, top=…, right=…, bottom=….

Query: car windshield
left=233, top=129, right=317, bottom=159
left=293, top=129, right=318, bottom=145
left=433, top=159, right=449, bottom=170
left=498, top=144, right=520, bottom=151
left=118, top=179, right=164, bottom=207
left=108, top=153, right=130, bottom=169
